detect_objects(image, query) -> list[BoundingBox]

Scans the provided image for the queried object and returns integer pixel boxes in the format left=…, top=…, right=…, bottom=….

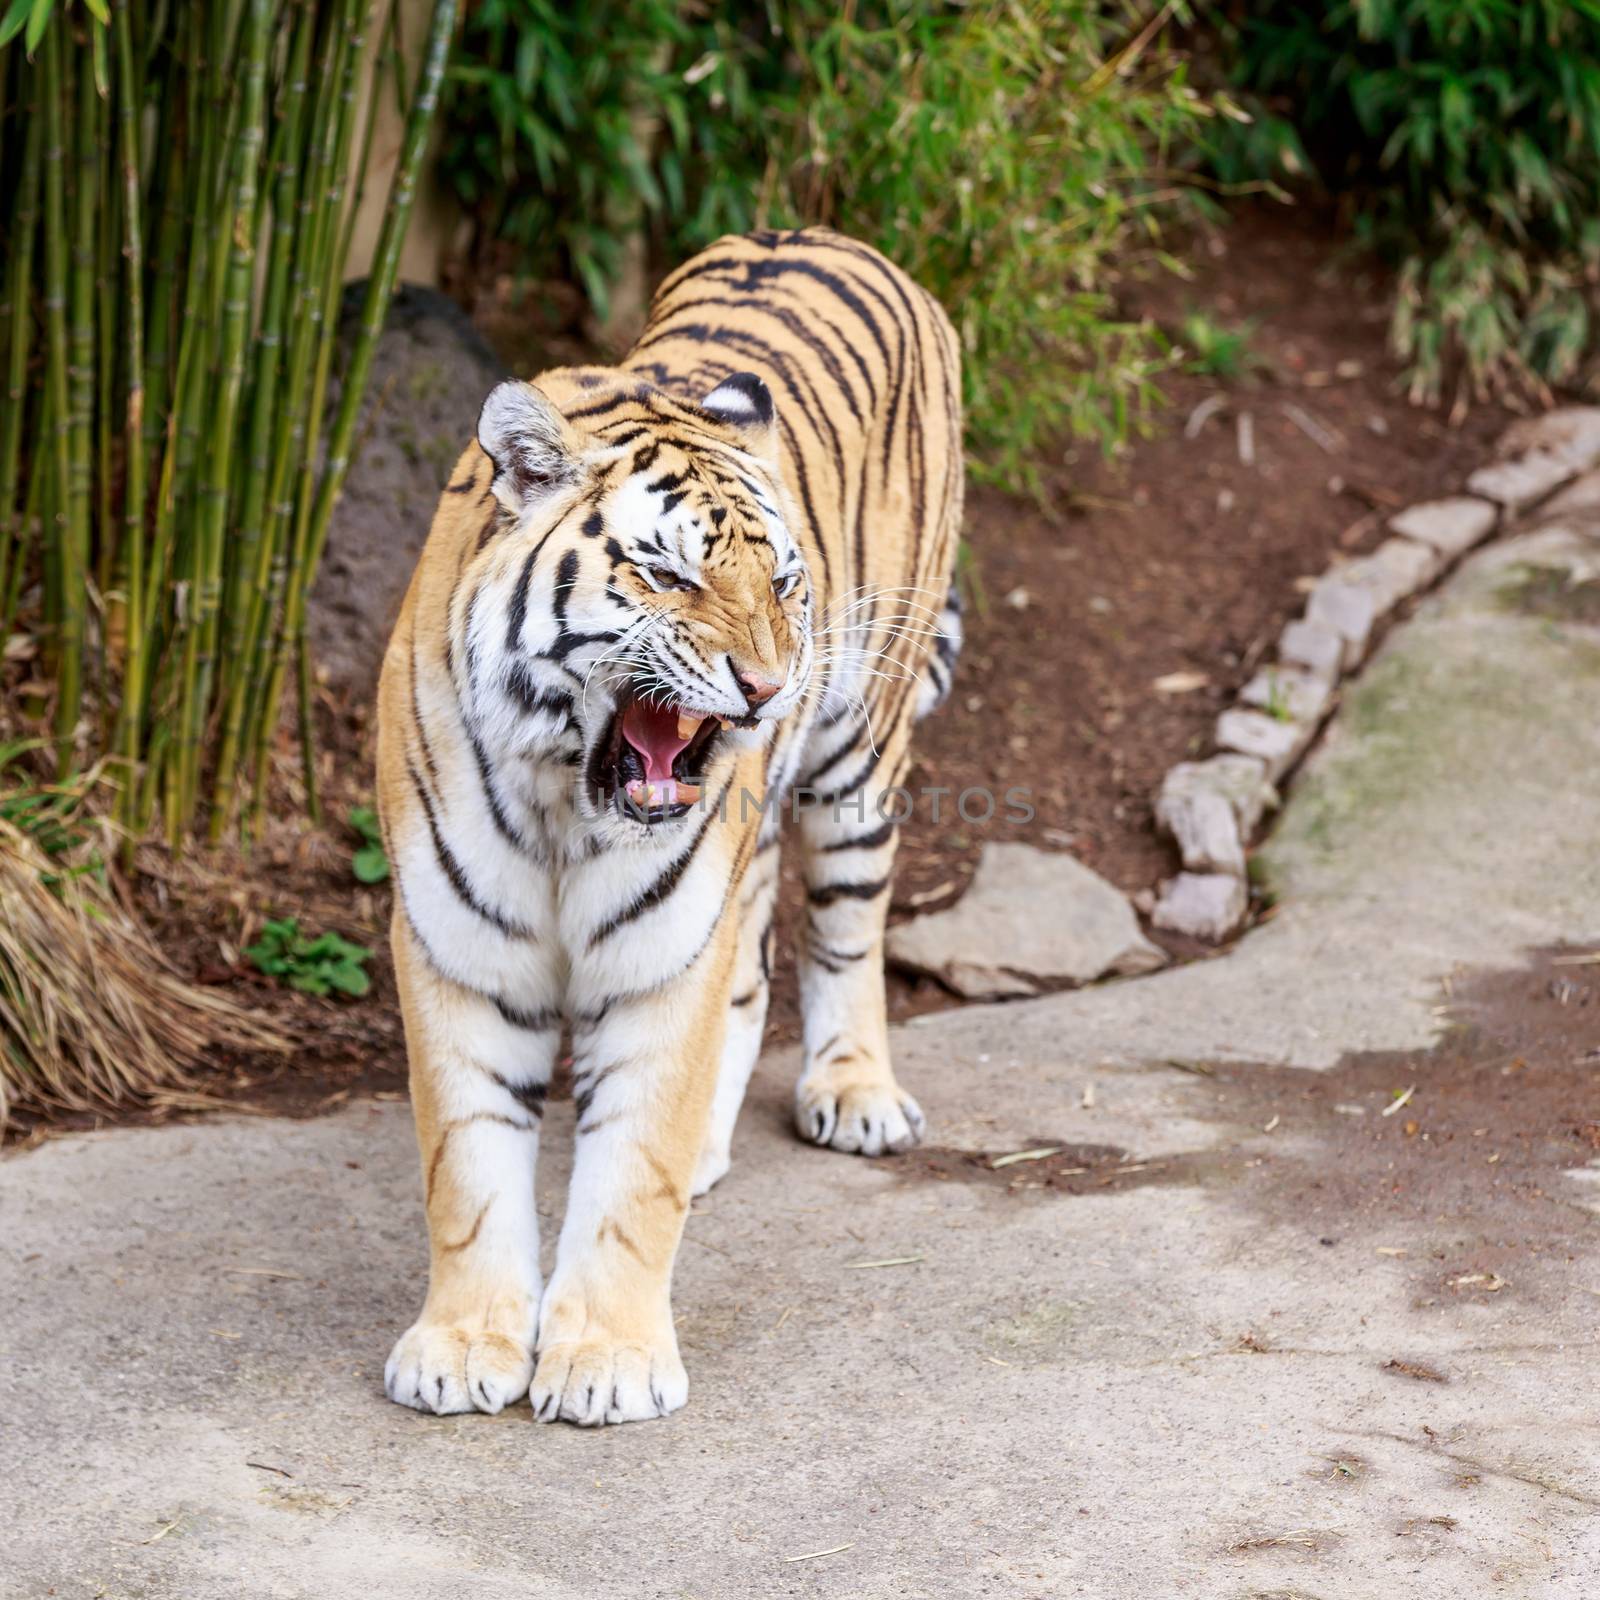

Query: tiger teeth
left=676, top=712, right=704, bottom=741
left=624, top=778, right=702, bottom=811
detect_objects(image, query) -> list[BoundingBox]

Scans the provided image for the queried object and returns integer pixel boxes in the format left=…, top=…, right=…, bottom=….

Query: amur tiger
left=376, top=227, right=963, bottom=1425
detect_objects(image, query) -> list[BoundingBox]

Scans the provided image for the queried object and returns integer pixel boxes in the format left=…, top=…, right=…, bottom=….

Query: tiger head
left=474, top=372, right=814, bottom=828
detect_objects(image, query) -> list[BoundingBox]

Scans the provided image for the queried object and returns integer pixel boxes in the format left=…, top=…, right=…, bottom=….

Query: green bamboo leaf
left=0, top=0, right=33, bottom=49
left=24, top=0, right=53, bottom=54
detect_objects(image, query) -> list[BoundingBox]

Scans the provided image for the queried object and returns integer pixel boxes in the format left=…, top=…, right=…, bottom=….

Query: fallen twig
left=782, top=1543, right=855, bottom=1563
left=1280, top=401, right=1346, bottom=454
left=1381, top=1084, right=1416, bottom=1118
left=991, top=1147, right=1062, bottom=1169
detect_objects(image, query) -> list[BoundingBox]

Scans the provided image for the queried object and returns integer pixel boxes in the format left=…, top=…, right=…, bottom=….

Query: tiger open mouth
left=590, top=692, right=728, bottom=823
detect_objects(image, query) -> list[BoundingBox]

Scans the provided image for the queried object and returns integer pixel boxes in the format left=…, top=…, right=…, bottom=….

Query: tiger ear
left=476, top=381, right=581, bottom=513
left=699, top=372, right=778, bottom=460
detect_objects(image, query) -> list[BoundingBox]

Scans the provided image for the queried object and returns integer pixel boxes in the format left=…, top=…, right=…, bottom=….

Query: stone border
left=1146, top=406, right=1600, bottom=942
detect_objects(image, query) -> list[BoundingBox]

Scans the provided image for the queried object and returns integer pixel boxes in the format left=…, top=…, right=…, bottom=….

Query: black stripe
left=407, top=759, right=536, bottom=939
left=587, top=781, right=729, bottom=948
left=409, top=645, right=441, bottom=789
left=815, top=745, right=880, bottom=806
left=807, top=875, right=889, bottom=908
left=506, top=662, right=576, bottom=722
left=649, top=292, right=865, bottom=424
left=493, top=996, right=558, bottom=1032
left=466, top=717, right=536, bottom=856
left=821, top=818, right=896, bottom=852
left=551, top=549, right=580, bottom=630
left=506, top=544, right=539, bottom=653
left=632, top=319, right=846, bottom=494
left=540, top=626, right=620, bottom=665
left=492, top=1073, right=548, bottom=1118
left=810, top=938, right=868, bottom=964
left=572, top=1061, right=623, bottom=1125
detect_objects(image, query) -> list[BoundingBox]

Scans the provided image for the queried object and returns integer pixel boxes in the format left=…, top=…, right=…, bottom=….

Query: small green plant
left=1177, top=311, right=1262, bottom=381
left=245, top=917, right=373, bottom=999
left=347, top=807, right=390, bottom=885
left=1261, top=672, right=1293, bottom=724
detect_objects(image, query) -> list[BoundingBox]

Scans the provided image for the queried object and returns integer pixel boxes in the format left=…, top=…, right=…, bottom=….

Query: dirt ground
left=890, top=947, right=1600, bottom=1318
left=6, top=205, right=1519, bottom=1135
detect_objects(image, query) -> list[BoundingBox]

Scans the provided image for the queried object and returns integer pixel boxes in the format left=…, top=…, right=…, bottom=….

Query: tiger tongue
left=621, top=702, right=703, bottom=782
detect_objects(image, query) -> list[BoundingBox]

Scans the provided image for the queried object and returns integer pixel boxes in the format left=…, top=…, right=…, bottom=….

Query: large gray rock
left=308, top=285, right=509, bottom=699
left=1155, top=754, right=1277, bottom=877
left=1467, top=405, right=1600, bottom=512
left=886, top=842, right=1165, bottom=999
left=1388, top=495, right=1498, bottom=560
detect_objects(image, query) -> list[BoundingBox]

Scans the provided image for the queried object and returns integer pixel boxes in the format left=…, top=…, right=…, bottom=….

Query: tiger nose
left=735, top=670, right=781, bottom=708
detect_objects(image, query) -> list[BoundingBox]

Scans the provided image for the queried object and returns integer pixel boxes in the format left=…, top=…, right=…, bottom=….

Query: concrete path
left=4, top=518, right=1600, bottom=1599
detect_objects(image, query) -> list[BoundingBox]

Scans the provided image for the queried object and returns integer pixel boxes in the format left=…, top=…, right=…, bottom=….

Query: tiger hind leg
left=913, top=579, right=962, bottom=719
left=791, top=720, right=925, bottom=1156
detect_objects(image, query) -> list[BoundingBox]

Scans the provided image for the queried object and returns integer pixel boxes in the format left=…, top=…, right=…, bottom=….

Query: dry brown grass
left=0, top=812, right=289, bottom=1126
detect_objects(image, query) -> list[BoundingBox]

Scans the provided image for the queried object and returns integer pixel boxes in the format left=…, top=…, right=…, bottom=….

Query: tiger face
left=475, top=373, right=815, bottom=829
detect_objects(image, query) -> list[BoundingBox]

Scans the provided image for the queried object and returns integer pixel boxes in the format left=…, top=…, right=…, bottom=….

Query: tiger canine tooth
left=675, top=783, right=701, bottom=805
left=676, top=711, right=704, bottom=741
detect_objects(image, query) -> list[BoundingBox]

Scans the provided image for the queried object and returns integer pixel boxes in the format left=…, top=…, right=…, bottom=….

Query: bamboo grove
left=0, top=0, right=456, bottom=847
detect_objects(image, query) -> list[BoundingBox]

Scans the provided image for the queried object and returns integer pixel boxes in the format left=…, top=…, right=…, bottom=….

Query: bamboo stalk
left=172, top=0, right=270, bottom=834
left=112, top=0, right=149, bottom=833
left=58, top=29, right=101, bottom=774
left=94, top=22, right=117, bottom=606
left=207, top=0, right=316, bottom=841
left=0, top=90, right=42, bottom=636
left=161, top=0, right=241, bottom=838
left=230, top=8, right=354, bottom=812
left=140, top=72, right=185, bottom=474
left=269, top=0, right=458, bottom=827
left=39, top=27, right=79, bottom=772
left=244, top=0, right=369, bottom=831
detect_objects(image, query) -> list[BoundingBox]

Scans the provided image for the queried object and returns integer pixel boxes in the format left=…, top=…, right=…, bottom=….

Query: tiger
left=375, top=227, right=963, bottom=1426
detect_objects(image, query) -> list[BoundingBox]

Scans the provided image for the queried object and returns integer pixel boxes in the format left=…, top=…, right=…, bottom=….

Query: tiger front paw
left=530, top=1288, right=687, bottom=1426
left=529, top=1335, right=688, bottom=1426
left=384, top=1320, right=534, bottom=1416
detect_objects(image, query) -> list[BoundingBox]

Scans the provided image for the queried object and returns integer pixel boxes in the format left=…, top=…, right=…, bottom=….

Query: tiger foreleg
left=691, top=834, right=780, bottom=1196
left=383, top=916, right=556, bottom=1415
left=531, top=920, right=736, bottom=1425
